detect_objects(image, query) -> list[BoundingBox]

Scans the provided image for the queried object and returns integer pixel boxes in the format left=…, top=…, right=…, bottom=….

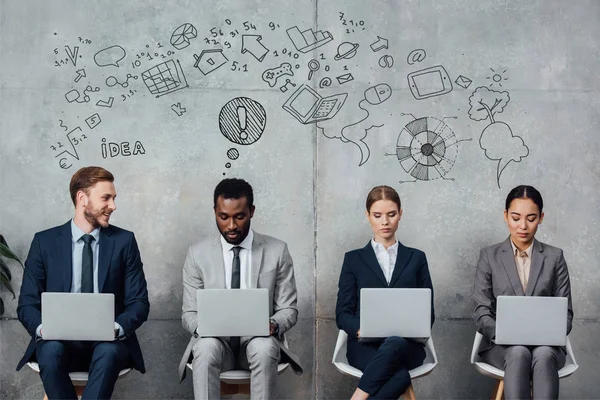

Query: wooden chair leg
left=402, top=384, right=416, bottom=400
left=220, top=382, right=239, bottom=395
left=491, top=379, right=504, bottom=400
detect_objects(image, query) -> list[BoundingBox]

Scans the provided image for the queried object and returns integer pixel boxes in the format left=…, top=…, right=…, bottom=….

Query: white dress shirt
left=221, top=229, right=253, bottom=289
left=371, top=239, right=399, bottom=285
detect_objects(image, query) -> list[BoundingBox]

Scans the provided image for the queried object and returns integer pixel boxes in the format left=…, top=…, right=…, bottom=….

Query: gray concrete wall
left=1, top=0, right=599, bottom=398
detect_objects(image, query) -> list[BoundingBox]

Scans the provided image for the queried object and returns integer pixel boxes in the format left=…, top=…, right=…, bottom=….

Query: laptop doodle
left=282, top=84, right=347, bottom=124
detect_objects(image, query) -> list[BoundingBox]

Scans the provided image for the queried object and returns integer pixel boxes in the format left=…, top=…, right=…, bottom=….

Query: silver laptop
left=359, top=288, right=431, bottom=339
left=495, top=296, right=568, bottom=346
left=41, top=292, right=115, bottom=341
left=197, top=289, right=269, bottom=337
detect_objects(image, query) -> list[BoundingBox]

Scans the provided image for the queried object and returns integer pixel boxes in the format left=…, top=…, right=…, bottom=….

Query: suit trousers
left=191, top=336, right=280, bottom=400
left=482, top=344, right=566, bottom=400
left=35, top=339, right=129, bottom=400
left=347, top=336, right=426, bottom=400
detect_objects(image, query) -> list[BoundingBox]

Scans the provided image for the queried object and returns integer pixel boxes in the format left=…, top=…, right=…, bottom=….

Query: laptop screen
left=290, top=88, right=320, bottom=117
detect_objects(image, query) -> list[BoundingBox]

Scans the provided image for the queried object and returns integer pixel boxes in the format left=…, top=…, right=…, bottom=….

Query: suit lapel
left=499, top=238, right=525, bottom=296
left=525, top=240, right=545, bottom=296
left=251, top=232, right=264, bottom=289
left=98, top=227, right=114, bottom=292
left=389, top=243, right=412, bottom=287
left=57, top=221, right=73, bottom=292
left=211, top=236, right=226, bottom=288
left=358, top=243, right=388, bottom=287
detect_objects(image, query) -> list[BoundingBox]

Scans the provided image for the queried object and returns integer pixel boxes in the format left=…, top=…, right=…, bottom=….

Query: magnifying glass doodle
left=307, top=59, right=320, bottom=80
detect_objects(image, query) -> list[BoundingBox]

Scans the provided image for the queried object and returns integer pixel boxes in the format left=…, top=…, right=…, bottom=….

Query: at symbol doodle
left=407, top=49, right=426, bottom=65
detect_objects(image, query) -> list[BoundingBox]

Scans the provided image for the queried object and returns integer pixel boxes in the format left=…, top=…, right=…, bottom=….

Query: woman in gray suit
left=473, top=185, right=573, bottom=400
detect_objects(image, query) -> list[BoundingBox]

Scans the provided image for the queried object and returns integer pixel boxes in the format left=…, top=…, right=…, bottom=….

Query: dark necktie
left=230, top=246, right=242, bottom=354
left=81, top=234, right=94, bottom=293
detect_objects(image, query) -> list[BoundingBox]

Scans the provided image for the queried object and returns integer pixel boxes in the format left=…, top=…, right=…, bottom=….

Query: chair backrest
left=332, top=329, right=349, bottom=365
left=470, top=331, right=483, bottom=364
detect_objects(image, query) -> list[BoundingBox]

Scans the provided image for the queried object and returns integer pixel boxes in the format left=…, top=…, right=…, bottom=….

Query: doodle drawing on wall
left=282, top=84, right=347, bottom=124
left=407, top=65, right=453, bottom=100
left=219, top=97, right=267, bottom=145
left=94, top=45, right=126, bottom=67
left=171, top=23, right=197, bottom=50
left=141, top=59, right=188, bottom=97
left=334, top=42, right=359, bottom=61
left=468, top=86, right=528, bottom=188
left=262, top=62, right=294, bottom=87
left=241, top=35, right=269, bottom=62
left=193, top=50, right=228, bottom=75
left=370, top=36, right=388, bottom=52
left=406, top=49, right=426, bottom=65
left=286, top=26, right=333, bottom=53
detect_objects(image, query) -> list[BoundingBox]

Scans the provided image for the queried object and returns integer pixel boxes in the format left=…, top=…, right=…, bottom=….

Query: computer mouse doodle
left=364, top=84, right=392, bottom=105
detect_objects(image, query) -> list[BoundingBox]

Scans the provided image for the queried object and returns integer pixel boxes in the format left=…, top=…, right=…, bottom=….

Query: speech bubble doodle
left=94, top=45, right=126, bottom=67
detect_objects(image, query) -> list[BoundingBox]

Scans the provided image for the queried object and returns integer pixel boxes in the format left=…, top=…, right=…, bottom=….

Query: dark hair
left=214, top=178, right=254, bottom=208
left=366, top=185, right=401, bottom=212
left=505, top=185, right=543, bottom=213
left=69, top=166, right=114, bottom=206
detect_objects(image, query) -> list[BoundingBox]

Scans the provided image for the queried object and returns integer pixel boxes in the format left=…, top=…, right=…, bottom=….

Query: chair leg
left=402, top=384, right=416, bottom=400
left=491, top=379, right=504, bottom=400
left=220, top=382, right=251, bottom=395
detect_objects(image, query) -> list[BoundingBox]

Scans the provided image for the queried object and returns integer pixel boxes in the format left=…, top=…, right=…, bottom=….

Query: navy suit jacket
left=16, top=221, right=150, bottom=372
left=336, top=242, right=435, bottom=343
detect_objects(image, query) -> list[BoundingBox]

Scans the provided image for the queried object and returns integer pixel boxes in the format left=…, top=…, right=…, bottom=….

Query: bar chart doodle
left=286, top=26, right=333, bottom=53
left=141, top=59, right=189, bottom=98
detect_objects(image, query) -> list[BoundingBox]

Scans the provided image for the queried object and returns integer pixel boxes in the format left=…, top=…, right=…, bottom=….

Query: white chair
left=185, top=336, right=290, bottom=395
left=27, top=361, right=131, bottom=400
left=469, top=331, right=579, bottom=400
left=332, top=330, right=438, bottom=400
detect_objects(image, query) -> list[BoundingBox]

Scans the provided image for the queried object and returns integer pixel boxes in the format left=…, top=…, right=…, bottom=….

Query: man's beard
left=84, top=202, right=110, bottom=228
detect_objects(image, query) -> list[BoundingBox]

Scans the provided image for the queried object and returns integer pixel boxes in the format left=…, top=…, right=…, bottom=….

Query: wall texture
left=1, top=0, right=599, bottom=398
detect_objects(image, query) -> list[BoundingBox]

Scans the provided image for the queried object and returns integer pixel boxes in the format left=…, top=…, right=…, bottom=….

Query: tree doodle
left=468, top=86, right=528, bottom=188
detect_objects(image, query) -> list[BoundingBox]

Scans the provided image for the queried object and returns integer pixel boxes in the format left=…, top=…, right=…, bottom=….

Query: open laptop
left=495, top=296, right=568, bottom=346
left=41, top=292, right=115, bottom=341
left=282, top=84, right=347, bottom=124
left=359, top=288, right=431, bottom=340
left=196, top=289, right=269, bottom=337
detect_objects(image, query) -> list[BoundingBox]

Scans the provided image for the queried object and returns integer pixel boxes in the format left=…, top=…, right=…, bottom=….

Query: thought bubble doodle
left=94, top=45, right=126, bottom=67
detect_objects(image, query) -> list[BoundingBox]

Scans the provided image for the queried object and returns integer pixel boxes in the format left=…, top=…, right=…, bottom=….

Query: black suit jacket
left=16, top=221, right=150, bottom=372
left=335, top=241, right=435, bottom=343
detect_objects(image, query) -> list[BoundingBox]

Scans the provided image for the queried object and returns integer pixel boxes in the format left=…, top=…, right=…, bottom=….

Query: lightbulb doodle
left=388, top=114, right=471, bottom=183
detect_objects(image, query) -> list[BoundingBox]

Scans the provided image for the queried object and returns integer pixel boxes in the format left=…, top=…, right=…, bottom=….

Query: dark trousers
left=35, top=340, right=129, bottom=400
left=347, top=336, right=426, bottom=400
left=481, top=344, right=566, bottom=400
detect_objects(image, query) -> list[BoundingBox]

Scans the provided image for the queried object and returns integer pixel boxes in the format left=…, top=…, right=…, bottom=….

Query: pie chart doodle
left=219, top=97, right=267, bottom=146
left=170, top=23, right=197, bottom=50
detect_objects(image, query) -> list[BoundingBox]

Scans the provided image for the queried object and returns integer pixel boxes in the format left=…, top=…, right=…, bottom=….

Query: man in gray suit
left=179, top=178, right=302, bottom=399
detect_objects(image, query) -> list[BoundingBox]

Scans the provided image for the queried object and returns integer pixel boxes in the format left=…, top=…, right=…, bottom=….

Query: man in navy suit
left=16, top=166, right=150, bottom=400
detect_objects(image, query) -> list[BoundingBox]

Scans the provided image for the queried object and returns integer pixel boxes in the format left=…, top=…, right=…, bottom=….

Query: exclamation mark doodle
left=237, top=105, right=248, bottom=140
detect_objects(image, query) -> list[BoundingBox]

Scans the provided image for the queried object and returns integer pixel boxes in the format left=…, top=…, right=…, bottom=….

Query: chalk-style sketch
left=286, top=26, right=333, bottom=53
left=487, top=67, right=508, bottom=88
left=227, top=148, right=240, bottom=160
left=390, top=115, right=470, bottom=182
left=65, top=45, right=79, bottom=66
left=319, top=77, right=332, bottom=88
left=241, top=35, right=269, bottom=62
left=106, top=74, right=138, bottom=88
left=336, top=73, right=354, bottom=85
left=468, top=86, right=528, bottom=188
left=307, top=59, right=320, bottom=80
left=141, top=59, right=188, bottom=98
left=334, top=42, right=359, bottom=61
left=282, top=84, right=347, bottom=124
left=336, top=83, right=393, bottom=166
left=279, top=79, right=296, bottom=92
left=95, top=97, right=114, bottom=108
left=85, top=113, right=101, bottom=129
left=59, top=119, right=68, bottom=131
left=193, top=49, right=228, bottom=75
left=170, top=23, right=197, bottom=50
left=225, top=162, right=232, bottom=169
left=378, top=55, right=394, bottom=68
left=65, top=86, right=100, bottom=104
left=94, top=45, right=126, bottom=67
left=101, top=138, right=146, bottom=158
left=219, top=97, right=266, bottom=145
left=55, top=126, right=82, bottom=168
left=59, top=158, right=72, bottom=169
left=370, top=36, right=388, bottom=52
left=262, top=62, right=293, bottom=87
left=171, top=102, right=186, bottom=116
left=454, top=75, right=473, bottom=89
left=406, top=49, right=426, bottom=65
left=407, top=65, right=453, bottom=100
left=74, top=69, right=86, bottom=83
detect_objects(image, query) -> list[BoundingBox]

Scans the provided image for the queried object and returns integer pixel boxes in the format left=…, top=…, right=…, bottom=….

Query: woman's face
left=504, top=197, right=544, bottom=249
left=366, top=199, right=402, bottom=243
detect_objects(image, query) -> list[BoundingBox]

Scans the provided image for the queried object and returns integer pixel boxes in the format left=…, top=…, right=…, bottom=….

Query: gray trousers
left=191, top=336, right=280, bottom=400
left=482, top=345, right=566, bottom=400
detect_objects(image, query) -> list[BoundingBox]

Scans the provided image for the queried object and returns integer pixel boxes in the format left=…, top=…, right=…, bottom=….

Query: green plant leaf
left=0, top=258, right=12, bottom=281
left=0, top=242, right=24, bottom=268
left=0, top=298, right=4, bottom=316
left=0, top=270, right=16, bottom=299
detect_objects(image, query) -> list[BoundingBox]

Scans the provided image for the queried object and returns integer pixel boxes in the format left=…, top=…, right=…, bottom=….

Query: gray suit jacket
left=178, top=231, right=303, bottom=381
left=472, top=238, right=573, bottom=354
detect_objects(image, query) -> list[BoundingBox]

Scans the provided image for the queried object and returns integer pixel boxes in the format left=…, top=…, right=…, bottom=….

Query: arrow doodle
left=369, top=36, right=388, bottom=52
left=241, top=35, right=269, bottom=62
left=96, top=97, right=114, bottom=108
left=65, top=45, right=80, bottom=66
left=74, top=69, right=86, bottom=83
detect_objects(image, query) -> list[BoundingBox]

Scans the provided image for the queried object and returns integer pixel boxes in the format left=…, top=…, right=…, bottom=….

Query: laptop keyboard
left=313, top=99, right=337, bottom=118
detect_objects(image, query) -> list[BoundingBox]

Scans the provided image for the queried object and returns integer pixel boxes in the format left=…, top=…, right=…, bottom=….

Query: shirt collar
left=370, top=238, right=399, bottom=254
left=510, top=239, right=533, bottom=257
left=220, top=229, right=254, bottom=252
left=71, top=219, right=100, bottom=243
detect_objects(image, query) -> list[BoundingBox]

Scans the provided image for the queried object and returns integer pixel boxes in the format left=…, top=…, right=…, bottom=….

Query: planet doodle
left=334, top=42, right=359, bottom=61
